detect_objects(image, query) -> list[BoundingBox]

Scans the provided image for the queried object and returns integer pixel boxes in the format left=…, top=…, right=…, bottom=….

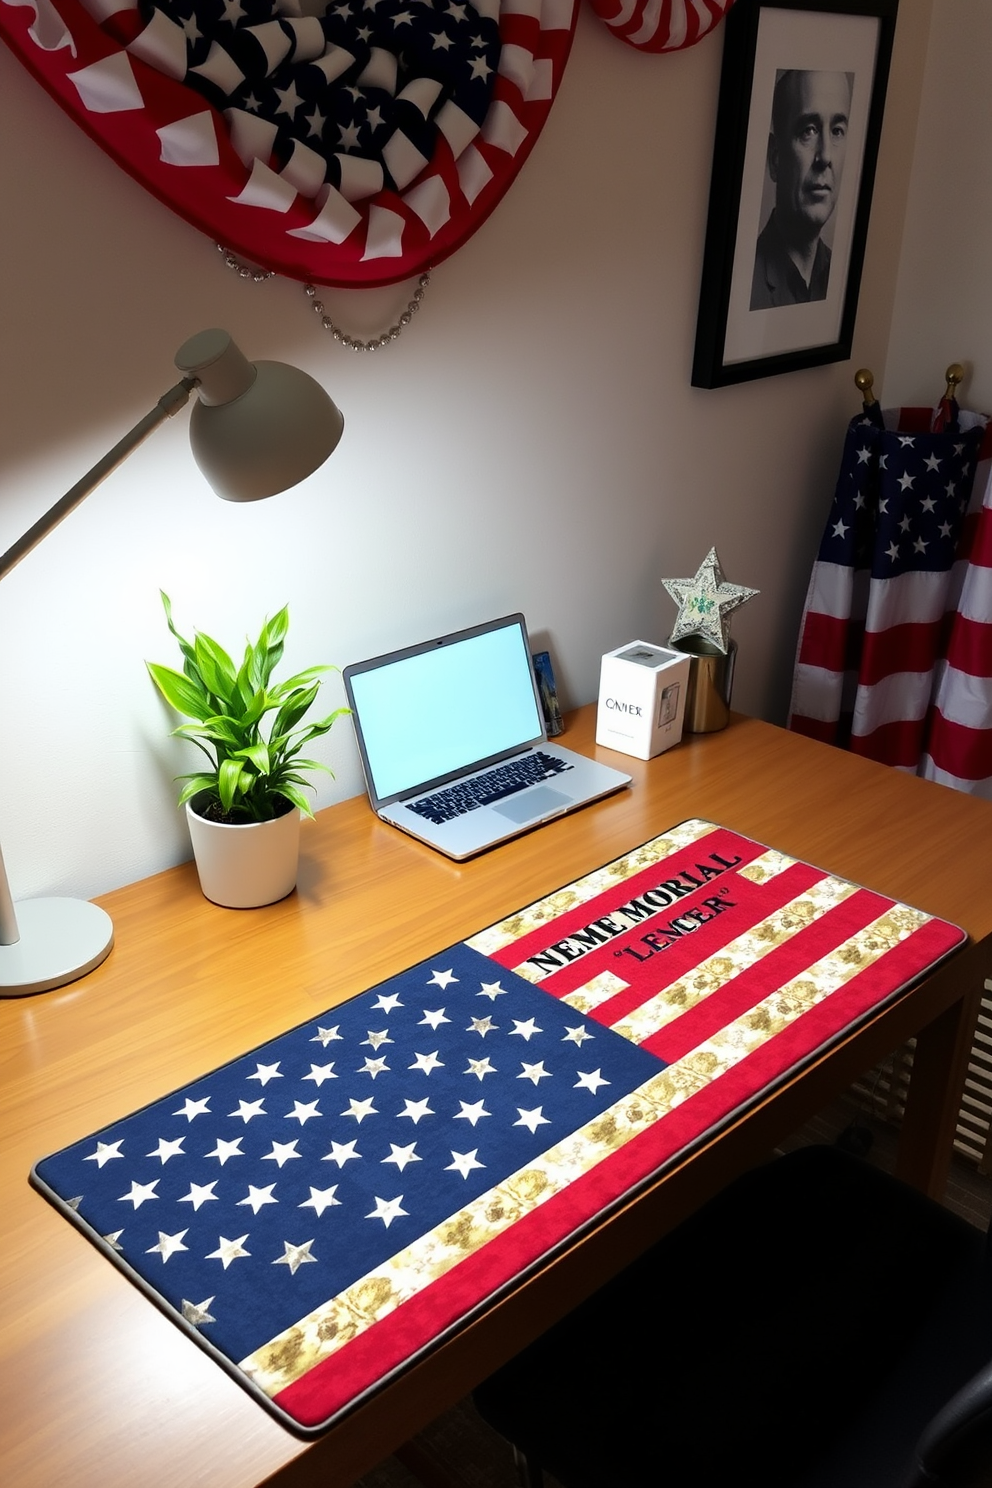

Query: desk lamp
left=0, top=329, right=344, bottom=997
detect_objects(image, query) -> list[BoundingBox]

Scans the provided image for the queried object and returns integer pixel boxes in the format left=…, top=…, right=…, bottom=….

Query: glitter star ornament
left=662, top=549, right=759, bottom=653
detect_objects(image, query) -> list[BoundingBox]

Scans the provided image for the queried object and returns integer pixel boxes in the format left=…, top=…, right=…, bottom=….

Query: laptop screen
left=346, top=616, right=544, bottom=803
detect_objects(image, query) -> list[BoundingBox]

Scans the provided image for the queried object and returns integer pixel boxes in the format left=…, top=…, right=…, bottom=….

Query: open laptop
left=343, top=614, right=631, bottom=860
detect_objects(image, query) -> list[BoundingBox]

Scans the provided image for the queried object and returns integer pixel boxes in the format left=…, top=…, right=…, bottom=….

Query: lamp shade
left=174, top=330, right=344, bottom=502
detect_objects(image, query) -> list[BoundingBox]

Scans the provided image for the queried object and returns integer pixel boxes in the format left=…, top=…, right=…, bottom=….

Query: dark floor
left=354, top=1091, right=992, bottom=1488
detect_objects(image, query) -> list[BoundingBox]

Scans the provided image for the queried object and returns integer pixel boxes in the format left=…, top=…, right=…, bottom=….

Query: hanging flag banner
left=31, top=820, right=964, bottom=1434
left=1, top=0, right=579, bottom=286
left=789, top=405, right=992, bottom=796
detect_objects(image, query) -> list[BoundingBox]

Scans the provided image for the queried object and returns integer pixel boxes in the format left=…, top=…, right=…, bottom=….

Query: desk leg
left=896, top=977, right=983, bottom=1199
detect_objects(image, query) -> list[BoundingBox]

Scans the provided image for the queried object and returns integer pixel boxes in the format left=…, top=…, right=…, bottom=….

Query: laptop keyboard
left=407, top=751, right=575, bottom=825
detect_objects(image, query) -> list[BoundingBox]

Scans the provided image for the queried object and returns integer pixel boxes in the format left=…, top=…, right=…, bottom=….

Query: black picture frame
left=691, top=0, right=898, bottom=388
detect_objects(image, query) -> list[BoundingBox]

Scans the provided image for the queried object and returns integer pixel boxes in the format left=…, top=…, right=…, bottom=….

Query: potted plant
left=147, top=592, right=349, bottom=908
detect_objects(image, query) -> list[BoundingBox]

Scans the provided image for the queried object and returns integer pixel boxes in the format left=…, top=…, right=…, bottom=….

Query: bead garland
left=216, top=244, right=430, bottom=351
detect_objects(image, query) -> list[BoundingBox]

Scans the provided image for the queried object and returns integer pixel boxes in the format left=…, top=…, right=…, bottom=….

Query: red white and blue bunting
left=1, top=0, right=733, bottom=287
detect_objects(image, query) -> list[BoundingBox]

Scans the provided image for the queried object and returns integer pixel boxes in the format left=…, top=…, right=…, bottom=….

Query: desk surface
left=4, top=709, right=992, bottom=1488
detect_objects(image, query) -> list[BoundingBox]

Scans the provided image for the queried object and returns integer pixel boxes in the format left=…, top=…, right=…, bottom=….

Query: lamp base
left=0, top=898, right=114, bottom=997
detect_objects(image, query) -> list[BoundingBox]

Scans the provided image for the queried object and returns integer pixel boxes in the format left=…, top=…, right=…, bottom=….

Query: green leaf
left=160, top=592, right=198, bottom=671
left=218, top=757, right=247, bottom=812
left=176, top=775, right=221, bottom=807
left=270, top=682, right=321, bottom=742
left=146, top=661, right=214, bottom=721
left=269, top=665, right=333, bottom=699
left=235, top=742, right=270, bottom=775
left=192, top=632, right=238, bottom=704
left=272, top=781, right=315, bottom=818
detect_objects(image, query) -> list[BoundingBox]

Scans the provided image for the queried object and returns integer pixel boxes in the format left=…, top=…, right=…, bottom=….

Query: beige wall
left=0, top=1, right=935, bottom=899
left=885, top=0, right=992, bottom=411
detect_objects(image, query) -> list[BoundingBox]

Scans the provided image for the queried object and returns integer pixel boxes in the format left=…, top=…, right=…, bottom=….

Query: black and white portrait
left=691, top=0, right=897, bottom=389
left=750, top=69, right=853, bottom=310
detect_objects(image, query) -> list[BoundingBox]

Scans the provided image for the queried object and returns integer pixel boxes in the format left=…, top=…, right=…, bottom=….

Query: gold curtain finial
left=854, top=368, right=877, bottom=409
left=943, top=363, right=965, bottom=402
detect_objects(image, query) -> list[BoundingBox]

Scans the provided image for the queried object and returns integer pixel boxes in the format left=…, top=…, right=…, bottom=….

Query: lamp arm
left=0, top=375, right=196, bottom=948
left=0, top=377, right=198, bottom=584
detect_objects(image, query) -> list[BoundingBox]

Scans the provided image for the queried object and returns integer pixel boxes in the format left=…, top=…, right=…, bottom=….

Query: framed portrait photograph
left=691, top=0, right=898, bottom=388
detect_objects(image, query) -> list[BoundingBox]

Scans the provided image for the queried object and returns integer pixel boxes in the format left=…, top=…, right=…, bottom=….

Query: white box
left=595, top=641, right=690, bottom=760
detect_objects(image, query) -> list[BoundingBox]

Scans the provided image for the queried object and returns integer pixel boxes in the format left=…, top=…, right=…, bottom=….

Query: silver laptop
left=343, top=614, right=631, bottom=860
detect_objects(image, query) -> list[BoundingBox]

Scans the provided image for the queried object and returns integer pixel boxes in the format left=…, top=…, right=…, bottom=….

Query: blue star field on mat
left=35, top=943, right=664, bottom=1362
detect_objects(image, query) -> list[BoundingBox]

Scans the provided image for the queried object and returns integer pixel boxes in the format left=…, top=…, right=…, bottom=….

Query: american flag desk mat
left=32, top=819, right=965, bottom=1434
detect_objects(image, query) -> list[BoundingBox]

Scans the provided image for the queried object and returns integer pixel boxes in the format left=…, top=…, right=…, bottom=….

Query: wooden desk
left=3, top=709, right=991, bottom=1488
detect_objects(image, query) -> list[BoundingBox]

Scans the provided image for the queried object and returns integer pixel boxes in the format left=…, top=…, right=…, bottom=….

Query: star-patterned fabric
left=1, top=0, right=579, bottom=285
left=662, top=547, right=759, bottom=653
left=789, top=404, right=992, bottom=791
left=32, top=819, right=963, bottom=1432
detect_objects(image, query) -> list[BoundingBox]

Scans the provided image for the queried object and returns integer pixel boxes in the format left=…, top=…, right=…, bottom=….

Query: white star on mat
left=103, top=1230, right=124, bottom=1251
left=342, top=1098, right=378, bottom=1123
left=299, top=1186, right=342, bottom=1216
left=662, top=547, right=759, bottom=654
left=323, top=1140, right=362, bottom=1166
left=286, top=1101, right=322, bottom=1125
left=421, top=1008, right=451, bottom=1029
left=363, top=1030, right=393, bottom=1050
left=205, top=1232, right=249, bottom=1267
left=303, top=1063, right=338, bottom=1086
left=575, top=1069, right=610, bottom=1094
left=478, top=981, right=508, bottom=1000
left=367, top=1195, right=408, bottom=1228
left=205, top=1138, right=243, bottom=1166
left=562, top=1025, right=594, bottom=1046
left=207, top=1234, right=251, bottom=1269
left=178, top=1181, right=219, bottom=1211
left=85, top=1140, right=124, bottom=1167
left=372, top=993, right=403, bottom=1013
left=514, top=1107, right=550, bottom=1134
left=275, top=1240, right=318, bottom=1275
left=311, top=1026, right=343, bottom=1046
left=446, top=1149, right=485, bottom=1179
left=468, top=1016, right=498, bottom=1037
left=509, top=1018, right=542, bottom=1041
left=382, top=1142, right=421, bottom=1171
left=146, top=1136, right=187, bottom=1160
left=398, top=1098, right=435, bottom=1124
left=464, top=1056, right=497, bottom=1080
left=262, top=1140, right=301, bottom=1168
left=174, top=1097, right=211, bottom=1121
left=248, top=1062, right=283, bottom=1085
left=238, top=1184, right=278, bottom=1215
left=229, top=1099, right=266, bottom=1123
left=146, top=1229, right=189, bottom=1262
left=427, top=969, right=458, bottom=990
left=454, top=1099, right=490, bottom=1127
left=358, top=1057, right=390, bottom=1079
left=119, top=1180, right=159, bottom=1209
left=409, top=1050, right=444, bottom=1075
left=518, top=1061, right=551, bottom=1086
left=182, top=1297, right=216, bottom=1327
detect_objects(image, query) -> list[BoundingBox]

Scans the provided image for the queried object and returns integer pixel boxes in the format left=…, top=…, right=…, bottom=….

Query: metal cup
left=670, top=637, right=737, bottom=733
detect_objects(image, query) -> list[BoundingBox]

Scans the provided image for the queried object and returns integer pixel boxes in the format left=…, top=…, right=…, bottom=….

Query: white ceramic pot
left=185, top=800, right=301, bottom=909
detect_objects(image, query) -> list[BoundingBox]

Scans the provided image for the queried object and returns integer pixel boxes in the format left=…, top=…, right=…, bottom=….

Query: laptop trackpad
left=492, top=786, right=572, bottom=824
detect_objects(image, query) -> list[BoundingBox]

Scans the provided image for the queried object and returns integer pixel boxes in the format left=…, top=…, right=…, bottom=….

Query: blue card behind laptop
left=343, top=615, right=631, bottom=859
